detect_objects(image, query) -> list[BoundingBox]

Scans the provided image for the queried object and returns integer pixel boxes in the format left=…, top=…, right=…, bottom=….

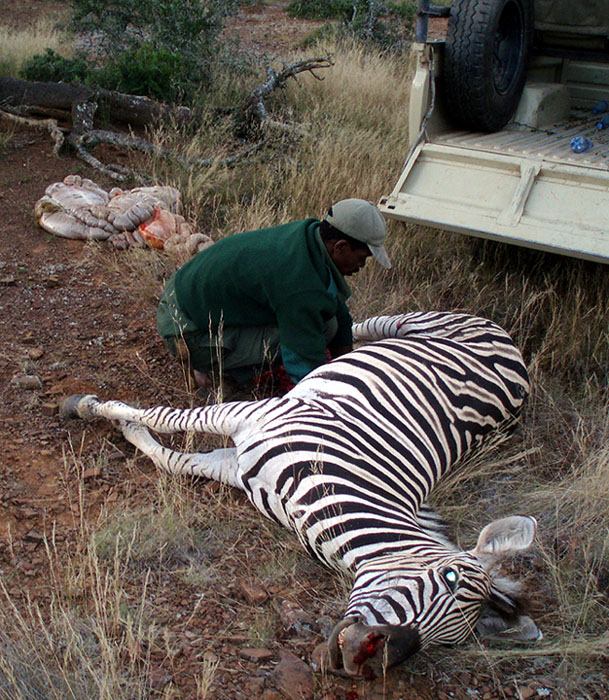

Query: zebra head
left=328, top=515, right=538, bottom=678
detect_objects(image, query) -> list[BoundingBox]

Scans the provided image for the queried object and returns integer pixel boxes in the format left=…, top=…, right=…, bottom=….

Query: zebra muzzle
left=328, top=617, right=421, bottom=678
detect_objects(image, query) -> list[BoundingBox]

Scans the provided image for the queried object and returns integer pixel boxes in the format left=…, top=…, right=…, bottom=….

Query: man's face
left=330, top=240, right=372, bottom=276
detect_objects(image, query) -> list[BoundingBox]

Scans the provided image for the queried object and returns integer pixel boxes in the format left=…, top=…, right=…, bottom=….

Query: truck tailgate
left=379, top=124, right=609, bottom=263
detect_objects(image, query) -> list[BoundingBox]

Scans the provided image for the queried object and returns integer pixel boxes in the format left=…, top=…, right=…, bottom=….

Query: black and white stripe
left=63, top=312, right=539, bottom=677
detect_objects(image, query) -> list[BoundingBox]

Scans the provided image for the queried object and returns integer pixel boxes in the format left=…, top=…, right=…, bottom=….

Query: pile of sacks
left=35, top=175, right=212, bottom=256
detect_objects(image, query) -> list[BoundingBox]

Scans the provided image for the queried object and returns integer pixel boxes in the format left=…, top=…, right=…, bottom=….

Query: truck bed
left=436, top=112, right=609, bottom=170
left=379, top=109, right=609, bottom=263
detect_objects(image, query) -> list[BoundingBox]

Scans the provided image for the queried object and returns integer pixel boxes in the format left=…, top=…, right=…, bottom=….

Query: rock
left=82, top=466, right=103, bottom=480
left=24, top=531, right=45, bottom=543
left=149, top=669, right=172, bottom=689
left=268, top=649, right=315, bottom=700
left=240, top=647, right=274, bottom=663
left=28, top=347, right=44, bottom=360
left=0, top=275, right=16, bottom=285
left=277, top=600, right=318, bottom=636
left=41, top=402, right=58, bottom=416
left=261, top=691, right=284, bottom=700
left=316, top=615, right=335, bottom=638
left=202, top=650, right=218, bottom=664
left=45, top=274, right=61, bottom=288
left=14, top=507, right=38, bottom=519
left=11, top=374, right=42, bottom=389
left=518, top=688, right=538, bottom=700
left=239, top=580, right=269, bottom=605
left=247, top=676, right=266, bottom=695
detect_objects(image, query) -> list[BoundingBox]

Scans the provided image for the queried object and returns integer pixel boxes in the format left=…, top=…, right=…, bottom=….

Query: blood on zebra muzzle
left=328, top=617, right=420, bottom=679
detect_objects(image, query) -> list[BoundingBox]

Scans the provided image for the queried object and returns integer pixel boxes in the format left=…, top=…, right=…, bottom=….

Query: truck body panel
left=380, top=4, right=609, bottom=263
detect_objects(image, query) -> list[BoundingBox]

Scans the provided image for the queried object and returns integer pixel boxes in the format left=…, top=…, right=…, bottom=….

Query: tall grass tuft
left=0, top=538, right=160, bottom=700
left=0, top=19, right=73, bottom=78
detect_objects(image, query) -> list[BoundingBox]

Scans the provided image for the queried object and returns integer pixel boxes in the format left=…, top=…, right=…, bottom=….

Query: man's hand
left=328, top=345, right=352, bottom=360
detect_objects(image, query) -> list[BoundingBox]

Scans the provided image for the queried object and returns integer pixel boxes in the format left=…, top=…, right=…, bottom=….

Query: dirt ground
left=0, top=4, right=589, bottom=700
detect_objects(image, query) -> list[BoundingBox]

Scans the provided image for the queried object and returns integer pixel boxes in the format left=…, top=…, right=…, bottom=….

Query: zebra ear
left=471, top=516, right=537, bottom=569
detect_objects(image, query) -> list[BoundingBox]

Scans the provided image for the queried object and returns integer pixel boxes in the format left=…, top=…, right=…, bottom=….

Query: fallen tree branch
left=245, top=56, right=334, bottom=134
left=0, top=55, right=333, bottom=178
left=80, top=129, right=269, bottom=172
left=0, top=77, right=198, bottom=127
left=0, top=106, right=65, bottom=154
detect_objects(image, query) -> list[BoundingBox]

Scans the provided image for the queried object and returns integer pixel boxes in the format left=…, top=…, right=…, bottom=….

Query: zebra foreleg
left=117, top=420, right=243, bottom=488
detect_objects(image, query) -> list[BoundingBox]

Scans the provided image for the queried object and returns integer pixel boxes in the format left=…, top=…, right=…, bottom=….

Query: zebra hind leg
left=61, top=394, right=243, bottom=488
left=120, top=421, right=242, bottom=488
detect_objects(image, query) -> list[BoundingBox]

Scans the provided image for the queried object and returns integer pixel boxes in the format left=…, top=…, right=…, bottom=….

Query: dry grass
left=0, top=477, right=163, bottom=700
left=0, top=18, right=73, bottom=77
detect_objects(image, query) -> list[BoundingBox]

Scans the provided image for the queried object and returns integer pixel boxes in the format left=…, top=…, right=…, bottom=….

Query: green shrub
left=288, top=0, right=416, bottom=49
left=69, top=0, right=239, bottom=56
left=287, top=0, right=353, bottom=19
left=67, top=0, right=241, bottom=102
left=20, top=47, right=92, bottom=83
left=95, top=44, right=195, bottom=102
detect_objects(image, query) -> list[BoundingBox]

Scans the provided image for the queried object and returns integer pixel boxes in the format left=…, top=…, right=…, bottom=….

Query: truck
left=378, top=0, right=609, bottom=264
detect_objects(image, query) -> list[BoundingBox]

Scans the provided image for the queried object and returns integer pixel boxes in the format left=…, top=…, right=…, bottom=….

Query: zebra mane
left=414, top=502, right=453, bottom=548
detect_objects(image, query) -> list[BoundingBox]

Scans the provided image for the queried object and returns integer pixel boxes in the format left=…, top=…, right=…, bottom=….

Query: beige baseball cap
left=325, top=198, right=391, bottom=269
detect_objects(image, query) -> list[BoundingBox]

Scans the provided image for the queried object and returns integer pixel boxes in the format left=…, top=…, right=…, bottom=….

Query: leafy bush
left=69, top=0, right=239, bottom=55
left=20, top=47, right=92, bottom=83
left=288, top=0, right=416, bottom=48
left=65, top=0, right=241, bottom=101
left=95, top=44, right=195, bottom=102
left=287, top=0, right=353, bottom=19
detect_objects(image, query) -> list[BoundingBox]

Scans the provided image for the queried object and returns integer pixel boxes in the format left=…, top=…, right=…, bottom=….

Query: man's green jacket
left=163, top=218, right=353, bottom=381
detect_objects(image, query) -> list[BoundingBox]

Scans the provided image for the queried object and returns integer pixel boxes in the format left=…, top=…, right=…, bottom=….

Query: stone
left=11, top=374, right=42, bottom=389
left=517, top=688, right=538, bottom=700
left=82, top=466, right=103, bottom=480
left=28, top=347, right=44, bottom=360
left=239, top=580, right=269, bottom=605
left=24, top=531, right=45, bottom=543
left=268, top=649, right=315, bottom=700
left=45, top=274, right=61, bottom=288
left=240, top=647, right=274, bottom=663
left=41, top=402, right=58, bottom=416
left=277, top=600, right=318, bottom=636
left=261, top=691, right=284, bottom=700
left=247, top=677, right=266, bottom=695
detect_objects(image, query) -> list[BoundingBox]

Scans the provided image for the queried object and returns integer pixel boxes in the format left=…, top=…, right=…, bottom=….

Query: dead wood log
left=0, top=56, right=333, bottom=179
left=244, top=56, right=334, bottom=134
left=0, top=77, right=197, bottom=127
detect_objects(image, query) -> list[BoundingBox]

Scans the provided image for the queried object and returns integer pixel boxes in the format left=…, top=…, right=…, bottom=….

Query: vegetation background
left=0, top=0, right=608, bottom=698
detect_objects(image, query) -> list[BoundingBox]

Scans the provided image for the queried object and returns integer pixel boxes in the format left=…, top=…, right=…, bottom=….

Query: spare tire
left=442, top=0, right=534, bottom=132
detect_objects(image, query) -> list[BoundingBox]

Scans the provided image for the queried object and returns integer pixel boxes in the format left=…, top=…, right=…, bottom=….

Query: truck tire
left=442, top=0, right=533, bottom=131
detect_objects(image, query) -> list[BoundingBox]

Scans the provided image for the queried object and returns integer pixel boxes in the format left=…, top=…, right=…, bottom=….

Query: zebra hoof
left=60, top=394, right=99, bottom=420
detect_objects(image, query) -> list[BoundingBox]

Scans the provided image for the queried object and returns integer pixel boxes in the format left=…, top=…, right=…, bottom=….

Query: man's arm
left=275, top=292, right=336, bottom=382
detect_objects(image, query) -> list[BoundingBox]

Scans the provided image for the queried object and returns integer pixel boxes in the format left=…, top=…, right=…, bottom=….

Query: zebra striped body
left=62, top=312, right=539, bottom=678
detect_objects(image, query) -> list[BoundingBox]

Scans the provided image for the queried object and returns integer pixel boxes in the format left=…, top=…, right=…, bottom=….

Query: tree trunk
left=0, top=77, right=197, bottom=127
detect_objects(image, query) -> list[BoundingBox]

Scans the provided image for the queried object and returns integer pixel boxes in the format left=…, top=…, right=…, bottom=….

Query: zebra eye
left=441, top=566, right=460, bottom=591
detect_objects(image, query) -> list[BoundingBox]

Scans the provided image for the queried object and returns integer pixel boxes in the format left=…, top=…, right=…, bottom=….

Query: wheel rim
left=492, top=1, right=524, bottom=95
